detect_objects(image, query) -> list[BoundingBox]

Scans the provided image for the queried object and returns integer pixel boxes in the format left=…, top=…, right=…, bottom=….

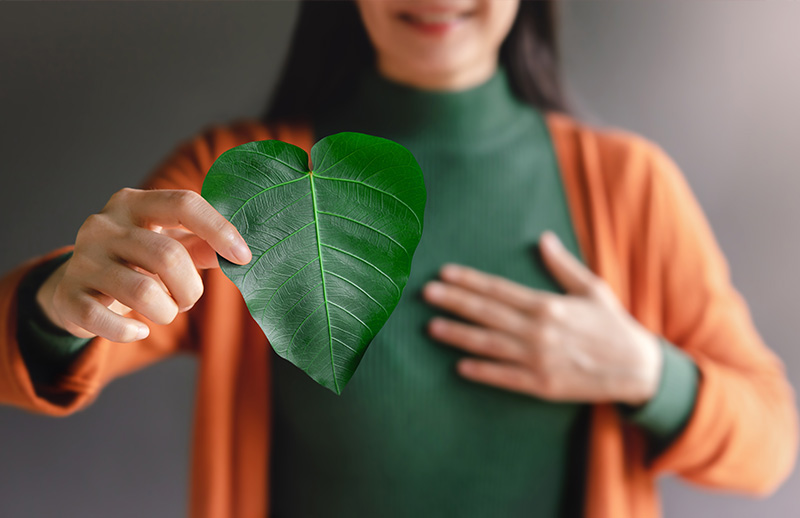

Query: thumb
left=538, top=231, right=599, bottom=297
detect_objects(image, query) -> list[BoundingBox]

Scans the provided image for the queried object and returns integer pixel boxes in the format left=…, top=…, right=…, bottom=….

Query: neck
left=319, top=61, right=531, bottom=143
left=376, top=57, right=499, bottom=91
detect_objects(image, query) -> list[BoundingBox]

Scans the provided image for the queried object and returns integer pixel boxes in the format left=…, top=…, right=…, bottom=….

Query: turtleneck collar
left=319, top=62, right=532, bottom=143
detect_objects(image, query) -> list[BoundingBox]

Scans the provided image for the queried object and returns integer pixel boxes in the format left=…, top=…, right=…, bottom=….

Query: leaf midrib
left=309, top=171, right=339, bottom=394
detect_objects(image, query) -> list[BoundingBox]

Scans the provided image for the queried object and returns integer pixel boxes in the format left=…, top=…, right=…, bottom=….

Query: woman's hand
left=35, top=188, right=252, bottom=343
left=422, top=230, right=662, bottom=406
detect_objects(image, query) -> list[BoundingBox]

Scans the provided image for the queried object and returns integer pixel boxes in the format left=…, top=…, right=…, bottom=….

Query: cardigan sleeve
left=15, top=250, right=93, bottom=382
left=618, top=335, right=699, bottom=445
left=637, top=139, right=798, bottom=495
left=0, top=119, right=270, bottom=416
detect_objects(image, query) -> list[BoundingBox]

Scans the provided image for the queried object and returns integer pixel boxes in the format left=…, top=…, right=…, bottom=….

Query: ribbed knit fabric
left=269, top=64, right=591, bottom=517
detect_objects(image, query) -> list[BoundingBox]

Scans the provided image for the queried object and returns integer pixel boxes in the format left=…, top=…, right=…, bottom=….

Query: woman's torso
left=269, top=64, right=590, bottom=517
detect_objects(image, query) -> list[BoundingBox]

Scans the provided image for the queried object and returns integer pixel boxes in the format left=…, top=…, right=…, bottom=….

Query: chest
left=268, top=118, right=589, bottom=516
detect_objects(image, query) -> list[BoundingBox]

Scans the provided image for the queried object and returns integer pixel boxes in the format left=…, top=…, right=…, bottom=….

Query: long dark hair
left=262, top=0, right=571, bottom=125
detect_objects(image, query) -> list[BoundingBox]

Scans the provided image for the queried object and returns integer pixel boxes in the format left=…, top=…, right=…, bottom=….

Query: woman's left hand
left=422, top=230, right=662, bottom=406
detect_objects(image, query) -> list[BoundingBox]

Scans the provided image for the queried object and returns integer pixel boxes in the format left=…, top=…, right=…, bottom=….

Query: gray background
left=1, top=1, right=798, bottom=516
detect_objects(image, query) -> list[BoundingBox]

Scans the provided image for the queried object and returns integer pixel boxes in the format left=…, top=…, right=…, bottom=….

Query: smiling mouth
left=398, top=11, right=475, bottom=24
left=396, top=9, right=476, bottom=35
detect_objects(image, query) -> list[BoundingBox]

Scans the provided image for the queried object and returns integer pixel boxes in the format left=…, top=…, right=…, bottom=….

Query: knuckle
left=144, top=299, right=178, bottom=327
left=489, top=277, right=513, bottom=297
left=207, top=209, right=230, bottom=234
left=484, top=334, right=513, bottom=358
left=587, top=279, right=610, bottom=299
left=108, top=187, right=136, bottom=207
left=481, top=334, right=501, bottom=354
left=74, top=299, right=102, bottom=329
left=79, top=213, right=108, bottom=236
left=479, top=300, right=500, bottom=319
left=173, top=190, right=201, bottom=211
left=540, top=300, right=564, bottom=321
left=187, top=277, right=204, bottom=305
left=77, top=214, right=123, bottom=250
left=506, top=368, right=528, bottom=388
left=159, top=304, right=180, bottom=325
left=132, top=277, right=162, bottom=305
left=120, top=224, right=139, bottom=243
left=156, top=240, right=187, bottom=271
left=461, top=297, right=478, bottom=314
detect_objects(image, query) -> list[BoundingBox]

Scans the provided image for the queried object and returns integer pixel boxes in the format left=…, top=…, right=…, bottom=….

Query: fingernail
left=136, top=326, right=150, bottom=340
left=543, top=231, right=561, bottom=249
left=232, top=241, right=251, bottom=264
left=429, top=318, right=447, bottom=333
left=425, top=281, right=445, bottom=299
left=441, top=263, right=462, bottom=280
left=458, top=360, right=476, bottom=375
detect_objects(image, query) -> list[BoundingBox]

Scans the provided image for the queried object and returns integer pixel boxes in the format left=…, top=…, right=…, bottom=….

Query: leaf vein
left=313, top=141, right=385, bottom=176
left=321, top=244, right=400, bottom=296
left=228, top=174, right=309, bottom=222
left=271, top=279, right=325, bottom=334
left=287, top=301, right=325, bottom=353
left=312, top=174, right=421, bottom=233
left=332, top=336, right=357, bottom=354
left=242, top=220, right=315, bottom=283
left=309, top=173, right=339, bottom=393
left=234, top=149, right=307, bottom=175
left=255, top=191, right=311, bottom=226
left=329, top=301, right=374, bottom=335
left=318, top=211, right=410, bottom=259
left=326, top=270, right=389, bottom=317
left=260, top=255, right=320, bottom=321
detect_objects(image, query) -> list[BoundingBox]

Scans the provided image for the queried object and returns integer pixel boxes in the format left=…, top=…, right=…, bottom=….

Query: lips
left=399, top=11, right=473, bottom=24
left=397, top=8, right=475, bottom=36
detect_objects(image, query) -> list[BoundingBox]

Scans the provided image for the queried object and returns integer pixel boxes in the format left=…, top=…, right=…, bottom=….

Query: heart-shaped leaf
left=201, top=131, right=426, bottom=394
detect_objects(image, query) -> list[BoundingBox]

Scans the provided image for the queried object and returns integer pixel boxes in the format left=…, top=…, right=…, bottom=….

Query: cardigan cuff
left=618, top=336, right=699, bottom=443
left=16, top=251, right=92, bottom=372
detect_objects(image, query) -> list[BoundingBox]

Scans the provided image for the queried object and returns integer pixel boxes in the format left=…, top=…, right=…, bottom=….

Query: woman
left=0, top=1, right=796, bottom=517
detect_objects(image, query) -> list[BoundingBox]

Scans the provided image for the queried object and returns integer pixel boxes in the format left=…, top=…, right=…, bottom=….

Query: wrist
left=624, top=329, right=663, bottom=406
left=617, top=337, right=700, bottom=443
left=34, top=258, right=70, bottom=333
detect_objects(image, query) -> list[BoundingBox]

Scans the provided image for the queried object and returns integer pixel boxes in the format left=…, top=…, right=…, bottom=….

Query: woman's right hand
left=35, top=188, right=252, bottom=343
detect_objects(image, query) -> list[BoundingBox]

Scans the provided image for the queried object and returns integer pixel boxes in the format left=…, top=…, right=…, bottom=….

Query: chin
left=397, top=48, right=478, bottom=76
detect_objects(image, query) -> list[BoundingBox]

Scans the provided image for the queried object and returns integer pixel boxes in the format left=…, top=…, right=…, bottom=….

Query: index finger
left=122, top=189, right=252, bottom=265
left=437, top=263, right=560, bottom=315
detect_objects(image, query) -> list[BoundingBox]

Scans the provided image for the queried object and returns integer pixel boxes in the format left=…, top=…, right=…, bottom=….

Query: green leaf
left=201, top=132, right=426, bottom=394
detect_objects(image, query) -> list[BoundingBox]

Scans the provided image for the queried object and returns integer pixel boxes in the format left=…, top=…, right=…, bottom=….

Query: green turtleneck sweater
left=267, top=65, right=698, bottom=517
left=15, top=64, right=698, bottom=517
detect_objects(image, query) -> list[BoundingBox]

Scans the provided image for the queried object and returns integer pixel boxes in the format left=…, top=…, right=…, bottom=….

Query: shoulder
left=546, top=111, right=680, bottom=196
left=175, top=118, right=290, bottom=170
left=544, top=112, right=701, bottom=302
left=545, top=111, right=692, bottom=233
left=142, top=118, right=312, bottom=190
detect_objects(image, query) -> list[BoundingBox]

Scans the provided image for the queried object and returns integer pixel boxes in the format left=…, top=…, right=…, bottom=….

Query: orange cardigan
left=1, top=112, right=796, bottom=517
